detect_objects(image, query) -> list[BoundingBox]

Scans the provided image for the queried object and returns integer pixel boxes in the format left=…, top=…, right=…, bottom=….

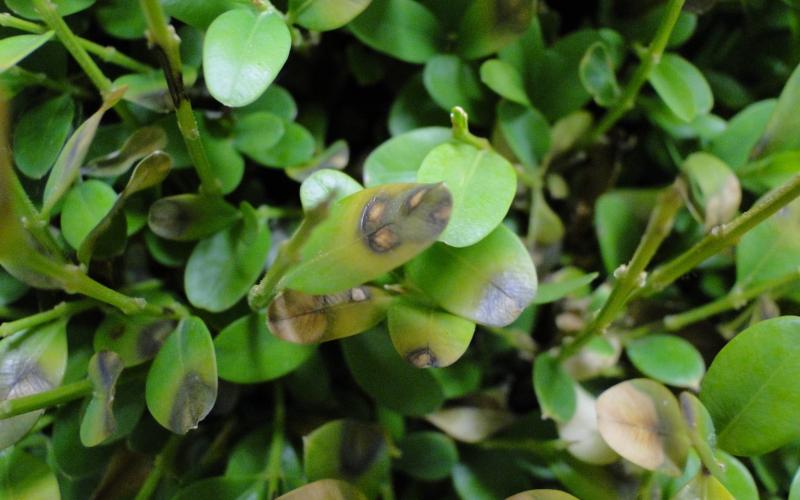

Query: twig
left=0, top=299, right=94, bottom=337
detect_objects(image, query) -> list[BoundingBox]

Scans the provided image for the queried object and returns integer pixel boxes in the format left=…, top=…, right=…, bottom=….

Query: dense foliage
left=2, top=0, right=800, bottom=498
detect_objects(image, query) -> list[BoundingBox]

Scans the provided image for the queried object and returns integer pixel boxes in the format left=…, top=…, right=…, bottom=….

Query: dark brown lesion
left=360, top=194, right=402, bottom=253
left=169, top=371, right=216, bottom=434
left=405, top=346, right=439, bottom=368
left=137, top=319, right=177, bottom=360
left=339, top=421, right=386, bottom=478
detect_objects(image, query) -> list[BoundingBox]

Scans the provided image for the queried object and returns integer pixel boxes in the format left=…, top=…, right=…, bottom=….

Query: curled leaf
left=682, top=152, right=741, bottom=230
left=268, top=286, right=391, bottom=344
left=283, top=183, right=453, bottom=294
left=84, top=126, right=168, bottom=177
left=148, top=194, right=239, bottom=241
left=80, top=350, right=124, bottom=447
left=596, top=379, right=690, bottom=476
left=387, top=299, right=475, bottom=368
left=425, top=406, right=515, bottom=443
left=557, top=385, right=618, bottom=465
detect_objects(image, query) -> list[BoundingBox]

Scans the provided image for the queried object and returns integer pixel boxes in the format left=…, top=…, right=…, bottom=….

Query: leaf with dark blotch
left=148, top=193, right=240, bottom=241
left=596, top=379, right=691, bottom=476
left=406, top=224, right=537, bottom=327
left=79, top=152, right=172, bottom=265
left=387, top=299, right=474, bottom=368
left=304, top=419, right=389, bottom=498
left=80, top=351, right=124, bottom=447
left=283, top=183, right=452, bottom=294
left=268, top=286, right=391, bottom=344
left=41, top=87, right=126, bottom=218
left=84, top=126, right=168, bottom=177
left=94, top=308, right=177, bottom=367
left=0, top=319, right=68, bottom=450
left=145, top=317, right=217, bottom=434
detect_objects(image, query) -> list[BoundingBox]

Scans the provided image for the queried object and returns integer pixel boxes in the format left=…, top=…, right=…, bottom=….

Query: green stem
left=559, top=180, right=684, bottom=361
left=139, top=0, right=221, bottom=196
left=476, top=438, right=565, bottom=458
left=450, top=106, right=491, bottom=150
left=636, top=174, right=800, bottom=299
left=0, top=379, right=91, bottom=419
left=134, top=435, right=181, bottom=500
left=663, top=271, right=800, bottom=331
left=249, top=204, right=329, bottom=310
left=0, top=299, right=94, bottom=338
left=585, top=0, right=686, bottom=144
left=0, top=13, right=152, bottom=73
left=266, top=384, right=285, bottom=497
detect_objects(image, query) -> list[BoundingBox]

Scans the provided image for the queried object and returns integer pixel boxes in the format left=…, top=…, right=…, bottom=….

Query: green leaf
left=268, top=286, right=391, bottom=344
left=60, top=180, right=118, bottom=250
left=0, top=269, right=27, bottom=306
left=455, top=0, right=533, bottom=60
left=349, top=0, right=443, bottom=64
left=96, top=0, right=147, bottom=39
left=203, top=9, right=291, bottom=107
left=304, top=419, right=390, bottom=497
left=648, top=53, right=713, bottom=122
left=715, top=450, right=758, bottom=500
left=198, top=115, right=245, bottom=193
left=246, top=121, right=316, bottom=168
left=80, top=350, right=124, bottom=447
left=0, top=32, right=54, bottom=72
left=215, top=313, right=315, bottom=383
left=480, top=59, right=530, bottom=106
left=507, top=491, right=579, bottom=500
left=387, top=299, right=475, bottom=368
left=700, top=316, right=800, bottom=456
left=300, top=169, right=362, bottom=211
left=13, top=94, right=74, bottom=179
left=172, top=477, right=263, bottom=500
left=681, top=152, right=741, bottom=229
left=497, top=101, right=551, bottom=168
left=738, top=150, right=800, bottom=194
left=594, top=189, right=659, bottom=273
left=533, top=271, right=597, bottom=305
left=791, top=466, right=800, bottom=500
left=234, top=84, right=297, bottom=122
left=423, top=55, right=490, bottom=125
left=84, top=126, right=167, bottom=178
left=751, top=61, right=800, bottom=159
left=113, top=67, right=197, bottom=112
left=707, top=99, right=775, bottom=169
left=185, top=203, right=270, bottom=312
left=406, top=224, right=538, bottom=327
left=278, top=479, right=367, bottom=500
left=148, top=194, right=240, bottom=241
left=533, top=352, right=576, bottom=422
left=579, top=42, right=620, bottom=106
left=6, top=0, right=94, bottom=18
left=596, top=379, right=691, bottom=476
left=388, top=75, right=449, bottom=135
left=283, top=183, right=452, bottom=294
left=417, top=142, right=516, bottom=247
left=342, top=327, right=445, bottom=415
left=94, top=312, right=177, bottom=367
left=0, top=320, right=67, bottom=450
left=289, top=0, right=372, bottom=31
left=145, top=317, right=218, bottom=434
left=52, top=401, right=113, bottom=477
left=0, top=448, right=60, bottom=499
left=395, top=431, right=458, bottom=480
left=627, top=335, right=706, bottom=389
left=363, top=127, right=451, bottom=187
left=673, top=473, right=734, bottom=500
left=42, top=88, right=123, bottom=218
left=163, top=0, right=249, bottom=30
left=232, top=112, right=285, bottom=157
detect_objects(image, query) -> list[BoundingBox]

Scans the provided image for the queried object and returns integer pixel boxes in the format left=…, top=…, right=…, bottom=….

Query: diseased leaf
left=557, top=385, right=618, bottom=465
left=203, top=9, right=291, bottom=107
left=681, top=152, right=741, bottom=230
left=596, top=379, right=691, bottom=476
left=80, top=350, right=124, bottom=447
left=145, top=317, right=217, bottom=434
left=215, top=313, right=315, bottom=383
left=406, top=224, right=537, bottom=327
left=283, top=183, right=452, bottom=294
left=425, top=406, right=514, bottom=443
left=268, top=286, right=391, bottom=344
left=0, top=320, right=68, bottom=450
left=417, top=142, right=516, bottom=247
left=84, top=126, right=167, bottom=177
left=387, top=299, right=475, bottom=368
left=579, top=42, right=620, bottom=106
left=304, top=419, right=390, bottom=498
left=148, top=194, right=240, bottom=241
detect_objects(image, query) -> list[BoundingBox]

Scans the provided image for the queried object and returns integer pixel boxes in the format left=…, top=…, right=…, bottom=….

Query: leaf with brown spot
left=145, top=317, right=217, bottom=434
left=406, top=223, right=537, bottom=327
left=596, top=379, right=690, bottom=476
left=282, top=182, right=452, bottom=294
left=387, top=299, right=474, bottom=368
left=148, top=193, right=240, bottom=241
left=268, top=286, right=391, bottom=344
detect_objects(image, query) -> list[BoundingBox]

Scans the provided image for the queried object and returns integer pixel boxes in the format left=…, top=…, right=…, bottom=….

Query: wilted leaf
left=304, top=419, right=390, bottom=498
left=80, top=350, right=124, bottom=447
left=681, top=153, right=741, bottom=229
left=579, top=42, right=620, bottom=106
left=84, top=126, right=167, bottom=177
left=406, top=224, right=537, bottom=327
left=148, top=194, right=240, bottom=241
left=215, top=313, right=315, bottom=383
left=283, top=183, right=452, bottom=294
left=596, top=379, right=691, bottom=476
left=145, top=317, right=217, bottom=434
left=387, top=299, right=475, bottom=368
left=557, top=385, right=618, bottom=465
left=425, top=407, right=515, bottom=443
left=268, top=286, right=391, bottom=344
